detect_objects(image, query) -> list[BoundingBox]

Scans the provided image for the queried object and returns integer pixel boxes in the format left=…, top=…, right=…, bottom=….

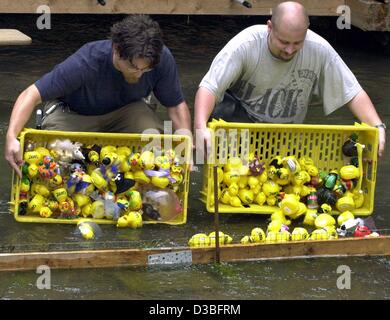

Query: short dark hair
left=111, top=14, right=163, bottom=67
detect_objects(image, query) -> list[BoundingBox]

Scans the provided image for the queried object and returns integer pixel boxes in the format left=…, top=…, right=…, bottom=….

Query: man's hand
left=5, top=136, right=23, bottom=177
left=194, top=127, right=212, bottom=165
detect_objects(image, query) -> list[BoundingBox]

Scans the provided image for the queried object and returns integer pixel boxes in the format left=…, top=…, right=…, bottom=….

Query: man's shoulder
left=80, top=39, right=112, bottom=53
left=304, top=30, right=333, bottom=51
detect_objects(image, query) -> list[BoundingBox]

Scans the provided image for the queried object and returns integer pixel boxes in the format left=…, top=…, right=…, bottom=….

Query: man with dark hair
left=194, top=1, right=385, bottom=158
left=5, top=15, right=191, bottom=176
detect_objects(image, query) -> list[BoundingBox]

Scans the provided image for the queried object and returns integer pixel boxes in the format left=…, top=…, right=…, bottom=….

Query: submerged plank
left=0, top=236, right=389, bottom=271
left=0, top=29, right=31, bottom=45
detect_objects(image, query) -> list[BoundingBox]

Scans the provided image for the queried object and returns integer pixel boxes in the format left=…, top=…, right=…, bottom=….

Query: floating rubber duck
left=188, top=233, right=210, bottom=247
left=250, top=227, right=266, bottom=242
left=291, top=227, right=309, bottom=241
left=208, top=231, right=232, bottom=245
left=126, top=211, right=143, bottom=229
left=127, top=190, right=142, bottom=211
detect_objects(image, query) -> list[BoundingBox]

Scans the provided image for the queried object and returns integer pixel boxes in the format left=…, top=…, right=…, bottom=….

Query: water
left=0, top=14, right=389, bottom=300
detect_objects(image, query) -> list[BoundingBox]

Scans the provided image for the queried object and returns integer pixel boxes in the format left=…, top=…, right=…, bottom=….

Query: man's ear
left=267, top=20, right=272, bottom=33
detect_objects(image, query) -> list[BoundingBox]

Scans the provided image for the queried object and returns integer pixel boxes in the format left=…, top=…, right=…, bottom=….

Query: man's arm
left=193, top=87, right=217, bottom=159
left=5, top=84, right=42, bottom=177
left=167, top=101, right=192, bottom=135
left=346, top=89, right=386, bottom=158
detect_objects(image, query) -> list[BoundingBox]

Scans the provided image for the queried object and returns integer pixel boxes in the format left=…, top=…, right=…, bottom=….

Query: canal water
left=0, top=14, right=389, bottom=300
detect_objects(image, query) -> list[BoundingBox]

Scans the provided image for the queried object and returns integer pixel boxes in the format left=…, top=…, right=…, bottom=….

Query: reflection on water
left=0, top=14, right=389, bottom=299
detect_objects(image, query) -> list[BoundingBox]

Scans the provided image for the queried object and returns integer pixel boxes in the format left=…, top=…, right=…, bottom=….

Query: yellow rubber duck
left=291, top=227, right=309, bottom=241
left=126, top=211, right=143, bottom=229
left=188, top=233, right=211, bottom=247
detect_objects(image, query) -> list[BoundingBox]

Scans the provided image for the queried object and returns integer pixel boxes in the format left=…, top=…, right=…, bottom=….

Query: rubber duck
left=209, top=231, right=232, bottom=245
left=129, top=152, right=142, bottom=170
left=279, top=193, right=300, bottom=217
left=262, top=180, right=280, bottom=198
left=283, top=156, right=301, bottom=173
left=228, top=182, right=239, bottom=196
left=31, top=183, right=50, bottom=197
left=250, top=227, right=266, bottom=242
left=335, top=191, right=355, bottom=212
left=90, top=200, right=105, bottom=219
left=140, top=151, right=155, bottom=170
left=292, top=170, right=311, bottom=186
left=188, top=233, right=210, bottom=247
left=353, top=189, right=364, bottom=208
left=314, top=213, right=336, bottom=229
left=127, top=190, right=142, bottom=211
left=151, top=176, right=170, bottom=189
left=238, top=188, right=254, bottom=205
left=116, top=215, right=128, bottom=228
left=229, top=196, right=242, bottom=207
left=270, top=210, right=291, bottom=226
left=309, top=229, right=329, bottom=240
left=39, top=206, right=53, bottom=218
left=303, top=209, right=318, bottom=226
left=254, top=192, right=266, bottom=205
left=52, top=187, right=68, bottom=202
left=340, top=165, right=360, bottom=180
left=100, top=145, right=117, bottom=160
left=81, top=203, right=92, bottom=218
left=90, top=168, right=108, bottom=191
left=126, top=211, right=143, bottom=229
left=20, top=176, right=31, bottom=193
left=337, top=211, right=355, bottom=226
left=28, top=194, right=46, bottom=213
left=291, top=227, right=309, bottom=241
left=73, top=193, right=91, bottom=208
left=220, top=189, right=231, bottom=205
left=266, top=230, right=290, bottom=243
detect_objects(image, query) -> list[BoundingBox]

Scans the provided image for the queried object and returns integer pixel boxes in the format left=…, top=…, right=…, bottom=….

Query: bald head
left=271, top=1, right=309, bottom=32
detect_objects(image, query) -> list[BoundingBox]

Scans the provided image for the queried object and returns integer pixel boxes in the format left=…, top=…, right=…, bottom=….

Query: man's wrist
left=374, top=123, right=387, bottom=131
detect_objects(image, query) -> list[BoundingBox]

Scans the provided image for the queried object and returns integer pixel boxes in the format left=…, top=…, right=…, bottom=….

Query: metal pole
left=213, top=165, right=220, bottom=263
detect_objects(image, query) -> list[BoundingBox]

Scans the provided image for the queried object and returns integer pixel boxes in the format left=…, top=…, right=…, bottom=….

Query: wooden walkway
left=0, top=0, right=388, bottom=31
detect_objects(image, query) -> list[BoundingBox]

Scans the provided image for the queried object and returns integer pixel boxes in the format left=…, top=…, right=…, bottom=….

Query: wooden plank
left=347, top=0, right=390, bottom=31
left=0, top=0, right=343, bottom=15
left=0, top=29, right=31, bottom=45
left=0, top=236, right=389, bottom=271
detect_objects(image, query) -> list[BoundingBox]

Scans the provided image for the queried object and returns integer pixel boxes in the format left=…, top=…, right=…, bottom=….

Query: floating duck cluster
left=18, top=138, right=185, bottom=228
left=188, top=231, right=233, bottom=247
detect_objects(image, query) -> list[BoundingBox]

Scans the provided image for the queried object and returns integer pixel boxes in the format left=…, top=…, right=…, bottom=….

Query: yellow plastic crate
left=10, top=128, right=192, bottom=225
left=201, top=120, right=379, bottom=215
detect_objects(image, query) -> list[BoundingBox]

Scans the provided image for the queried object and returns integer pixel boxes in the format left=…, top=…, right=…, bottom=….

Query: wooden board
left=347, top=0, right=390, bottom=31
left=0, top=29, right=31, bottom=45
left=0, top=0, right=343, bottom=16
left=0, top=236, right=389, bottom=271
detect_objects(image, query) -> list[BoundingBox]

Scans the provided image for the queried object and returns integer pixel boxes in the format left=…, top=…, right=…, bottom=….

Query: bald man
left=194, top=1, right=386, bottom=157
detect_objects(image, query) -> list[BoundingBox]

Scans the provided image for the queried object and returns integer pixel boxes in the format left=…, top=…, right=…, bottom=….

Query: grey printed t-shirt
left=200, top=25, right=362, bottom=123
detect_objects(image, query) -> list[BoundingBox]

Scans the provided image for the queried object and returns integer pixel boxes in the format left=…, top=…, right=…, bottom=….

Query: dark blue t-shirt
left=35, top=40, right=184, bottom=115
